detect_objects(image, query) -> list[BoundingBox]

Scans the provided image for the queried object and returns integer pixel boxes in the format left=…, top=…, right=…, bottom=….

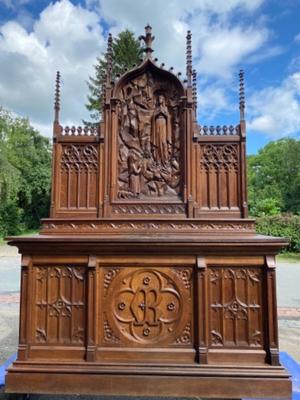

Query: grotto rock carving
left=117, top=72, right=181, bottom=199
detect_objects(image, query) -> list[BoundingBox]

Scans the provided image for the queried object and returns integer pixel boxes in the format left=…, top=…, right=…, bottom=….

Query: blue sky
left=0, top=0, right=299, bottom=154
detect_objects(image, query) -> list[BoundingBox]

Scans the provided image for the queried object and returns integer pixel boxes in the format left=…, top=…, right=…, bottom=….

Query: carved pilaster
left=18, top=255, right=32, bottom=361
left=196, top=256, right=208, bottom=363
left=86, top=255, right=97, bottom=361
left=265, top=255, right=280, bottom=365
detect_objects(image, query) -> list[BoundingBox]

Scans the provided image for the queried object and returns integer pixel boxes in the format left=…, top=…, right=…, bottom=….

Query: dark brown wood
left=5, top=24, right=291, bottom=399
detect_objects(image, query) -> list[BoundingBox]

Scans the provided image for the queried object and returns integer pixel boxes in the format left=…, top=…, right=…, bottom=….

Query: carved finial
left=239, top=69, right=245, bottom=121
left=160, top=63, right=165, bottom=68
left=106, top=33, right=113, bottom=85
left=139, top=24, right=155, bottom=58
left=54, top=71, right=60, bottom=123
left=186, top=30, right=192, bottom=87
left=192, top=69, right=197, bottom=115
left=169, top=67, right=174, bottom=72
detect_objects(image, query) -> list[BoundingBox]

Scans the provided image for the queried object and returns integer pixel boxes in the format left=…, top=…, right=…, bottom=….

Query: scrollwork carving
left=173, top=268, right=192, bottom=289
left=211, top=330, right=223, bottom=346
left=103, top=268, right=120, bottom=293
left=175, top=322, right=192, bottom=344
left=104, top=319, right=120, bottom=343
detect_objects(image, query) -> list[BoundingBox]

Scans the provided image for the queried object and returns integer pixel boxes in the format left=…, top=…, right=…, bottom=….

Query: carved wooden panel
left=59, top=144, right=98, bottom=210
left=199, top=144, right=240, bottom=211
left=116, top=71, right=182, bottom=200
left=34, top=266, right=86, bottom=345
left=208, top=267, right=263, bottom=348
left=100, top=266, right=192, bottom=347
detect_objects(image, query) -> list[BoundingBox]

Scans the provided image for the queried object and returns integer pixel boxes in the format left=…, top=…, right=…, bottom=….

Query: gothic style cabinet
left=5, top=26, right=291, bottom=399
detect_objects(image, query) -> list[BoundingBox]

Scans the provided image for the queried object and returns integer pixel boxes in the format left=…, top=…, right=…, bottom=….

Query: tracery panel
left=58, top=144, right=98, bottom=212
left=33, top=265, right=86, bottom=346
left=198, top=143, right=240, bottom=213
left=208, top=266, right=263, bottom=348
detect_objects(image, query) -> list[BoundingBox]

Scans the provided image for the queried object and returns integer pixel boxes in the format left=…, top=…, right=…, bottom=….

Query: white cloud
left=294, top=33, right=300, bottom=43
left=248, top=73, right=300, bottom=137
left=196, top=26, right=268, bottom=78
left=197, top=78, right=234, bottom=121
left=0, top=0, right=105, bottom=136
left=86, top=0, right=267, bottom=78
left=0, top=0, right=30, bottom=9
left=0, top=0, right=288, bottom=140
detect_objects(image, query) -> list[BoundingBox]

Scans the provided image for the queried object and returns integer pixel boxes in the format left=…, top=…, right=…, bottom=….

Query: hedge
left=255, top=214, right=300, bottom=253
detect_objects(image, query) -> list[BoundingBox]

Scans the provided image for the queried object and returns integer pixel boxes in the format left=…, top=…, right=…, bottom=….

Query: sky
left=0, top=0, right=300, bottom=154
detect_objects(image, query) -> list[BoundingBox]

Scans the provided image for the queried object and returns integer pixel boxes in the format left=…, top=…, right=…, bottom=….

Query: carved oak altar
left=5, top=26, right=291, bottom=399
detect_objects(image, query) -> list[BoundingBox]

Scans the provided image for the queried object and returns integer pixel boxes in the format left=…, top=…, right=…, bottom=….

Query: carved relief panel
left=116, top=71, right=182, bottom=200
left=208, top=267, right=263, bottom=348
left=33, top=265, right=86, bottom=345
left=198, top=144, right=240, bottom=212
left=59, top=144, right=98, bottom=210
left=100, top=266, right=192, bottom=347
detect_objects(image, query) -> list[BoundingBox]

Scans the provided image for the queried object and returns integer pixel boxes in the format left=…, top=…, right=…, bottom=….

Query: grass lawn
left=0, top=229, right=39, bottom=245
left=278, top=253, right=300, bottom=263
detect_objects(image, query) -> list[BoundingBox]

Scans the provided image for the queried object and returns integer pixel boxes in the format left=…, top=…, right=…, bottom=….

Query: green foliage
left=85, top=29, right=143, bottom=124
left=248, top=138, right=300, bottom=216
left=255, top=214, right=300, bottom=253
left=0, top=108, right=52, bottom=237
left=0, top=202, right=24, bottom=236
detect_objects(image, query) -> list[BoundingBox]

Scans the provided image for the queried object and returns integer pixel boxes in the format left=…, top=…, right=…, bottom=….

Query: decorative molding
left=112, top=204, right=185, bottom=215
left=41, top=219, right=255, bottom=234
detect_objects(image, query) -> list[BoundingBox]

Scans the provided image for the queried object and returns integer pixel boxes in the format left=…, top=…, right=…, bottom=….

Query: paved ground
left=0, top=244, right=299, bottom=364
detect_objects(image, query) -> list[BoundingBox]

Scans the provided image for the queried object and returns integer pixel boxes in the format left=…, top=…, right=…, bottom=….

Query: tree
left=85, top=29, right=143, bottom=124
left=247, top=138, right=300, bottom=216
left=0, top=108, right=52, bottom=236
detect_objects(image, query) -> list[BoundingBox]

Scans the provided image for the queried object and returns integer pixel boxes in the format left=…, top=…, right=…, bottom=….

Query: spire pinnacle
left=192, top=69, right=197, bottom=116
left=139, top=24, right=155, bottom=58
left=186, top=30, right=192, bottom=87
left=54, top=71, right=60, bottom=123
left=239, top=69, right=245, bottom=121
left=106, top=33, right=113, bottom=85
